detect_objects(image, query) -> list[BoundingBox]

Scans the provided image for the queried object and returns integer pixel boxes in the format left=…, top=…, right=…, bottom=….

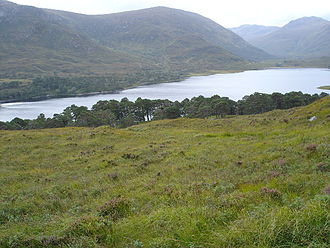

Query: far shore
left=318, top=86, right=330, bottom=90
left=1, top=66, right=328, bottom=105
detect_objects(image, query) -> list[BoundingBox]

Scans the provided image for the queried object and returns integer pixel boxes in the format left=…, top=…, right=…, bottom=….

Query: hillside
left=249, top=17, right=330, bottom=58
left=0, top=1, right=272, bottom=79
left=230, top=24, right=280, bottom=43
left=0, top=0, right=147, bottom=78
left=47, top=7, right=271, bottom=62
left=0, top=97, right=329, bottom=247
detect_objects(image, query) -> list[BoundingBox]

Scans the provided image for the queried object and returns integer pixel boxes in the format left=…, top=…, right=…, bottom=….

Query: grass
left=0, top=97, right=330, bottom=247
left=319, top=86, right=330, bottom=90
left=187, top=69, right=245, bottom=77
left=0, top=79, right=31, bottom=83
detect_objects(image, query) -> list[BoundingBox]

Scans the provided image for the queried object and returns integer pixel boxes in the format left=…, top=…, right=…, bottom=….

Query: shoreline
left=1, top=67, right=328, bottom=105
left=318, top=86, right=330, bottom=90
left=0, top=90, right=121, bottom=105
left=0, top=78, right=188, bottom=105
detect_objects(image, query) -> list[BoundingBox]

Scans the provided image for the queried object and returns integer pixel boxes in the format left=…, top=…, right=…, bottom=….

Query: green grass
left=0, top=79, right=31, bottom=83
left=0, top=97, right=330, bottom=247
left=319, top=86, right=330, bottom=90
left=187, top=69, right=245, bottom=77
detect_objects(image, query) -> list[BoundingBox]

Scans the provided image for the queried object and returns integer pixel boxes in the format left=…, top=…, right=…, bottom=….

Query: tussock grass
left=0, top=97, right=329, bottom=247
left=319, top=86, right=330, bottom=90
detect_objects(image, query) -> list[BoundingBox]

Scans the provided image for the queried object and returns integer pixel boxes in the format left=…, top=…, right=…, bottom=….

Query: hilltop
left=0, top=97, right=329, bottom=247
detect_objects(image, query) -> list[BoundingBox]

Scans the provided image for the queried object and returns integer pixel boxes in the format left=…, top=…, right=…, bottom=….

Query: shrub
left=316, top=162, right=330, bottom=172
left=98, top=197, right=130, bottom=221
left=324, top=186, right=330, bottom=195
left=67, top=215, right=111, bottom=242
left=214, top=182, right=236, bottom=195
left=108, top=173, right=119, bottom=180
left=122, top=153, right=139, bottom=159
left=277, top=159, right=287, bottom=167
left=260, top=187, right=282, bottom=199
left=306, top=144, right=317, bottom=152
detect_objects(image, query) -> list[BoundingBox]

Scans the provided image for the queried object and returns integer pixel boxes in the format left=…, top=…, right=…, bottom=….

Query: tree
left=26, top=114, right=47, bottom=129
left=211, top=97, right=231, bottom=117
left=271, top=92, right=285, bottom=109
left=283, top=92, right=306, bottom=108
left=135, top=98, right=155, bottom=121
left=62, top=105, right=89, bottom=125
left=153, top=105, right=181, bottom=120
left=10, top=117, right=28, bottom=129
left=238, top=93, right=275, bottom=115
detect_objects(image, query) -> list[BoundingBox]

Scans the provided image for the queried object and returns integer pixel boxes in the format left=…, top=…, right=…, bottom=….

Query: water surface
left=0, top=68, right=329, bottom=121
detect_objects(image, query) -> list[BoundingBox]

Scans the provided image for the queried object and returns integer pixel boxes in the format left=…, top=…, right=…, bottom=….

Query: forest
left=1, top=91, right=328, bottom=130
left=0, top=72, right=186, bottom=103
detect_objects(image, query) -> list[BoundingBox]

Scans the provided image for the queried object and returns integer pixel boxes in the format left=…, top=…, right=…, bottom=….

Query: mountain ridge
left=0, top=1, right=272, bottom=78
left=45, top=6, right=271, bottom=61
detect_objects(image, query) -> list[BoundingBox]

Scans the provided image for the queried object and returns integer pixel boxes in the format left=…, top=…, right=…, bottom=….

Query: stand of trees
left=0, top=91, right=328, bottom=130
left=0, top=72, right=186, bottom=102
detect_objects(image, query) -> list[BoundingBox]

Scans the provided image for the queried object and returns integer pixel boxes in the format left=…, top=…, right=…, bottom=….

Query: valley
left=0, top=68, right=329, bottom=122
left=1, top=1, right=330, bottom=103
left=0, top=1, right=330, bottom=247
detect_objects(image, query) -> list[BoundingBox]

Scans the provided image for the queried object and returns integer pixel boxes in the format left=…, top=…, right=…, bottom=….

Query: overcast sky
left=9, top=0, right=330, bottom=27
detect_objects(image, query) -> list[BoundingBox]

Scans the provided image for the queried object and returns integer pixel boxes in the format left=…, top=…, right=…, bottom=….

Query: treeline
left=0, top=71, right=185, bottom=102
left=0, top=91, right=328, bottom=130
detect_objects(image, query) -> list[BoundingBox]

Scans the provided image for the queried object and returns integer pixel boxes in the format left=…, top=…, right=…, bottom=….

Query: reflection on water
left=0, top=68, right=329, bottom=121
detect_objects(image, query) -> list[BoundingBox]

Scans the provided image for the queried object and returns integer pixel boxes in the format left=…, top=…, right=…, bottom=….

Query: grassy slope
left=0, top=97, right=330, bottom=247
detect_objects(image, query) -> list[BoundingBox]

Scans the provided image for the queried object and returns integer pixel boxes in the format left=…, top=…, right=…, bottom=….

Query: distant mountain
left=0, top=1, right=272, bottom=77
left=229, top=25, right=280, bottom=42
left=249, top=17, right=330, bottom=58
left=47, top=7, right=271, bottom=62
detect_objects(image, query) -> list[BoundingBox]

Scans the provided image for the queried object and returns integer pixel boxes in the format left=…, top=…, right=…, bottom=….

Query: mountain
left=47, top=7, right=271, bottom=62
left=0, top=1, right=271, bottom=78
left=230, top=24, right=280, bottom=42
left=0, top=0, right=145, bottom=77
left=249, top=17, right=330, bottom=58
